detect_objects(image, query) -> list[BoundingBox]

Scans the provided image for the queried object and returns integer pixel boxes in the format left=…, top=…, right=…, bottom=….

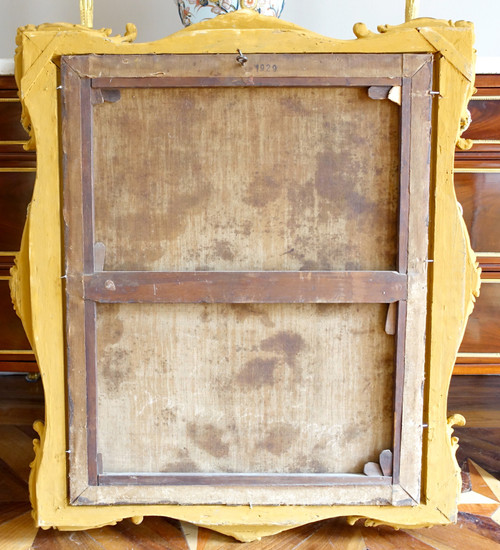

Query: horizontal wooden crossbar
left=82, top=271, right=406, bottom=304
left=91, top=76, right=401, bottom=89
left=98, top=472, right=393, bottom=487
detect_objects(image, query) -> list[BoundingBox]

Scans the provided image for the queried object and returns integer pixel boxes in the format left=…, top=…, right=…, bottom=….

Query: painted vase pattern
left=175, top=0, right=285, bottom=27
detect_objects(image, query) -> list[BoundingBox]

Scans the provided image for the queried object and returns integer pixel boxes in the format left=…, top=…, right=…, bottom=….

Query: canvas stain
left=105, top=317, right=124, bottom=345
left=244, top=173, right=281, bottom=208
left=161, top=459, right=199, bottom=473
left=260, top=423, right=299, bottom=456
left=165, top=179, right=211, bottom=241
left=161, top=407, right=177, bottom=424
left=237, top=357, right=278, bottom=387
left=100, top=348, right=131, bottom=393
left=214, top=239, right=235, bottom=262
left=229, top=304, right=275, bottom=328
left=314, top=150, right=340, bottom=202
left=260, top=331, right=306, bottom=368
left=279, top=95, right=310, bottom=116
left=187, top=422, right=230, bottom=459
left=314, top=150, right=364, bottom=207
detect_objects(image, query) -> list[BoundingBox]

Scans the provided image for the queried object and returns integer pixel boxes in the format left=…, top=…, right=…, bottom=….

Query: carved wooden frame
left=11, top=11, right=479, bottom=541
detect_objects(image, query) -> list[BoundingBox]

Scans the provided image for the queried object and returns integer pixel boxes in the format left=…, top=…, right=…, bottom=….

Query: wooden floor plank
left=0, top=511, right=38, bottom=550
left=0, top=403, right=44, bottom=427
left=0, top=459, right=28, bottom=502
left=327, top=522, right=367, bottom=550
left=138, top=517, right=190, bottom=549
left=295, top=520, right=363, bottom=549
left=470, top=460, right=500, bottom=501
left=81, top=526, right=124, bottom=548
left=32, top=529, right=105, bottom=549
left=179, top=520, right=197, bottom=550
left=204, top=521, right=325, bottom=550
left=0, top=502, right=30, bottom=526
left=87, top=517, right=188, bottom=550
left=198, top=528, right=235, bottom=550
left=361, top=527, right=437, bottom=550
left=459, top=503, right=500, bottom=517
left=196, top=527, right=214, bottom=550
left=0, top=426, right=34, bottom=483
left=455, top=428, right=500, bottom=477
left=83, top=522, right=178, bottom=550
left=410, top=523, right=500, bottom=550
left=458, top=512, right=500, bottom=543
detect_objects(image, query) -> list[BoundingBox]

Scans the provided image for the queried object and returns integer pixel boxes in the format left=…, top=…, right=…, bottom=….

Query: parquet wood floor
left=0, top=374, right=498, bottom=549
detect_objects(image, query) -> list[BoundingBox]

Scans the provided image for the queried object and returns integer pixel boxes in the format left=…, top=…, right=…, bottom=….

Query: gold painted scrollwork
left=29, top=420, right=45, bottom=520
left=447, top=414, right=466, bottom=456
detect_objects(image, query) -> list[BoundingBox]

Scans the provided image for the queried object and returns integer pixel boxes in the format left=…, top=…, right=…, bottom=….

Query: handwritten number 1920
left=255, top=64, right=278, bottom=72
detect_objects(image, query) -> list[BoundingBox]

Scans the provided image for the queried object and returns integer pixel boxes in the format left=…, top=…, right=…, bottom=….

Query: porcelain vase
left=175, top=0, right=285, bottom=27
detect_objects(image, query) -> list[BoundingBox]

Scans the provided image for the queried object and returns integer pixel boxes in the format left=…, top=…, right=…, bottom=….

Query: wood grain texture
left=395, top=56, right=432, bottom=502
left=454, top=74, right=500, bottom=375
left=79, top=52, right=406, bottom=80
left=0, top=171, right=35, bottom=251
left=458, top=282, right=500, bottom=353
left=454, top=172, right=500, bottom=253
left=454, top=364, right=500, bottom=375
left=62, top=60, right=93, bottom=502
left=0, top=76, right=17, bottom=91
left=84, top=271, right=407, bottom=304
left=455, top=153, right=500, bottom=167
left=0, top=281, right=32, bottom=350
left=409, top=522, right=500, bottom=550
left=462, top=99, right=500, bottom=140
left=0, top=102, right=28, bottom=142
left=93, top=76, right=403, bottom=88
left=0, top=78, right=36, bottom=374
left=0, top=375, right=43, bottom=427
left=0, top=512, right=38, bottom=550
left=474, top=75, right=500, bottom=90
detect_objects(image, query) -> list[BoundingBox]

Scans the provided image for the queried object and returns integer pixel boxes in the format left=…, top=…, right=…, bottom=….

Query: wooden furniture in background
left=0, top=75, right=36, bottom=374
left=455, top=74, right=500, bottom=375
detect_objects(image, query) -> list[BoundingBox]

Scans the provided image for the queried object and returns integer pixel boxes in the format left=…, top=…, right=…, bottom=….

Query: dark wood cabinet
left=455, top=74, right=500, bottom=374
left=0, top=75, right=36, bottom=373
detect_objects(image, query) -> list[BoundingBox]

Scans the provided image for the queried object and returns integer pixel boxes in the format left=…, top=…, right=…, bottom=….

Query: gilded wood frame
left=11, top=11, right=479, bottom=541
